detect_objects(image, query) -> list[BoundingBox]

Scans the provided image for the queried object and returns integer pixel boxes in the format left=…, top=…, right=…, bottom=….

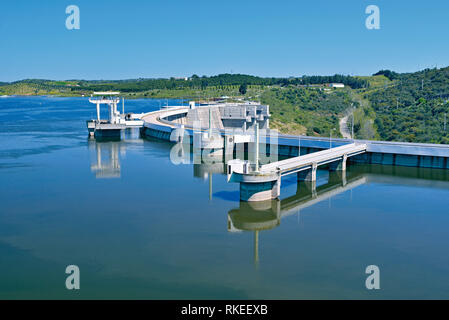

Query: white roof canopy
left=93, top=91, right=120, bottom=95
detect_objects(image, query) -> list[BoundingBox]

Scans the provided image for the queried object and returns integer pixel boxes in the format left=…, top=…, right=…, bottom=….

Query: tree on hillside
left=239, top=83, right=247, bottom=95
left=373, top=70, right=399, bottom=81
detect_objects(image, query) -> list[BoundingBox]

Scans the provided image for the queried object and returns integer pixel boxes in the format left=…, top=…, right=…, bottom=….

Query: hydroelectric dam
left=88, top=97, right=449, bottom=202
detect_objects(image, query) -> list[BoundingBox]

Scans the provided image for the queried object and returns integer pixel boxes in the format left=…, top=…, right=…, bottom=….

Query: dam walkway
left=227, top=143, right=367, bottom=201
left=260, top=143, right=367, bottom=178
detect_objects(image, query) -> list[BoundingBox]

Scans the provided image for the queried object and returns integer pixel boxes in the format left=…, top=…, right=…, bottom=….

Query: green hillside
left=364, top=67, right=449, bottom=143
left=261, top=87, right=352, bottom=137
left=1, top=68, right=449, bottom=144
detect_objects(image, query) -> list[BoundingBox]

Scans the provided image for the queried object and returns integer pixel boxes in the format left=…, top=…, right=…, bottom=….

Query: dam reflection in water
left=88, top=136, right=449, bottom=266
left=88, top=129, right=142, bottom=178
left=228, top=171, right=366, bottom=265
left=89, top=139, right=123, bottom=178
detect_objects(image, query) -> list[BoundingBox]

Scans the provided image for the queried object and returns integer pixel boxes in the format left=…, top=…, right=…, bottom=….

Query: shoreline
left=0, top=94, right=190, bottom=100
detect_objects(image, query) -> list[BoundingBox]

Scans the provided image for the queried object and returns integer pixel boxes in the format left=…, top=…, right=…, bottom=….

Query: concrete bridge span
left=227, top=143, right=367, bottom=201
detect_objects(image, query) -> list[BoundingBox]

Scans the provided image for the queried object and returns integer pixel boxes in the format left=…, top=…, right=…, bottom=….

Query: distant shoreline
left=0, top=93, right=190, bottom=100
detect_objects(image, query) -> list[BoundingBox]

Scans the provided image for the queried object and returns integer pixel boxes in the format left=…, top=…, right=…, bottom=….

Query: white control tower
left=89, top=91, right=121, bottom=124
left=86, top=91, right=144, bottom=138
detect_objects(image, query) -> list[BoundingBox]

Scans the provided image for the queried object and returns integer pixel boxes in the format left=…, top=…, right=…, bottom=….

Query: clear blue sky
left=1, top=0, right=448, bottom=81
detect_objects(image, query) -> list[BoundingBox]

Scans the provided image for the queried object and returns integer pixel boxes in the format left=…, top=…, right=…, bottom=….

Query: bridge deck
left=260, top=143, right=367, bottom=176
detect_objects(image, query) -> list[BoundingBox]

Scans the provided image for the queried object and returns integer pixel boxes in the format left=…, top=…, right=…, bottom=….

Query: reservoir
left=1, top=96, right=449, bottom=299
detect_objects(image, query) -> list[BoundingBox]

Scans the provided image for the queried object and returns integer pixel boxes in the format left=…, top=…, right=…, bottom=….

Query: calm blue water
left=1, top=96, right=449, bottom=299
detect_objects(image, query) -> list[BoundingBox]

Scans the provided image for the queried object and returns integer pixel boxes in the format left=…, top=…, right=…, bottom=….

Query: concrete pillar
left=224, top=135, right=235, bottom=163
left=254, top=230, right=259, bottom=266
left=255, top=122, right=259, bottom=171
left=240, top=176, right=281, bottom=202
left=329, top=154, right=347, bottom=171
left=109, top=104, right=113, bottom=123
left=96, top=143, right=101, bottom=167
left=306, top=181, right=317, bottom=198
left=201, top=148, right=224, bottom=162
left=178, top=125, right=185, bottom=143
left=113, top=102, right=118, bottom=123
left=296, top=180, right=317, bottom=198
left=328, top=170, right=347, bottom=187
left=209, top=174, right=212, bottom=201
left=96, top=102, right=100, bottom=121
left=298, top=163, right=317, bottom=182
left=273, top=199, right=281, bottom=217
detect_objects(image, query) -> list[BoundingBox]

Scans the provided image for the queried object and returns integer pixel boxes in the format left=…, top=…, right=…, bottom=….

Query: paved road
left=339, top=114, right=352, bottom=139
